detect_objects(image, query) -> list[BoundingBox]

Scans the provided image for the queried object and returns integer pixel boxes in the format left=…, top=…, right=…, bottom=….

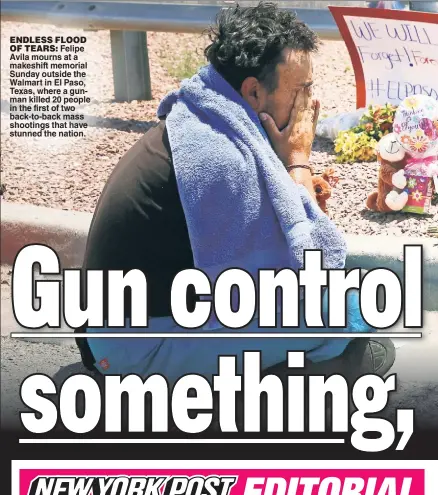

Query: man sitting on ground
left=76, top=2, right=395, bottom=396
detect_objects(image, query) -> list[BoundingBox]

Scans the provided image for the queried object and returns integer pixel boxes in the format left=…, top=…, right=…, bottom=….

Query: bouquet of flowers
left=334, top=103, right=398, bottom=163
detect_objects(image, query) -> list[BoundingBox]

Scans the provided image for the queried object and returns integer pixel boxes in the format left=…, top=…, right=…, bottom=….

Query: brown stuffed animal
left=312, top=166, right=339, bottom=214
left=288, top=166, right=338, bottom=214
left=366, top=133, right=408, bottom=212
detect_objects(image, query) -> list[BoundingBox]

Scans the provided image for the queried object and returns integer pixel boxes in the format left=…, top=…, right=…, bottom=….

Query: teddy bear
left=312, top=166, right=339, bottom=214
left=366, top=132, right=409, bottom=212
left=288, top=166, right=339, bottom=214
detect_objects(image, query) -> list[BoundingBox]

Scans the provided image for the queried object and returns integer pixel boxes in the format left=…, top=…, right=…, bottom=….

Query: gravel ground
left=1, top=21, right=437, bottom=237
left=1, top=266, right=12, bottom=306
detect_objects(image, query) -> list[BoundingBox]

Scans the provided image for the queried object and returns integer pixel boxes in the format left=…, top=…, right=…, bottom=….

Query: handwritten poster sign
left=329, top=6, right=438, bottom=108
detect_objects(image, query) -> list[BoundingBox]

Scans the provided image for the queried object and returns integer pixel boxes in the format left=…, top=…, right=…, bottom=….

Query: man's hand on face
left=259, top=87, right=320, bottom=165
left=259, top=88, right=320, bottom=200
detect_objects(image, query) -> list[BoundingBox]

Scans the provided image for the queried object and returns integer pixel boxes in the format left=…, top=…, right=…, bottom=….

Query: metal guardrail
left=1, top=1, right=345, bottom=102
left=6, top=0, right=404, bottom=101
left=4, top=1, right=436, bottom=102
left=0, top=2, right=342, bottom=37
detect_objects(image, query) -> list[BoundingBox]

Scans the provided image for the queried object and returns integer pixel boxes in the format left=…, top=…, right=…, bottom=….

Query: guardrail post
left=110, top=30, right=152, bottom=102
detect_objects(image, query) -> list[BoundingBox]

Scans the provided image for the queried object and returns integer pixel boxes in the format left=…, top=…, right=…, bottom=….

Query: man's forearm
left=288, top=167, right=317, bottom=201
left=285, top=152, right=317, bottom=201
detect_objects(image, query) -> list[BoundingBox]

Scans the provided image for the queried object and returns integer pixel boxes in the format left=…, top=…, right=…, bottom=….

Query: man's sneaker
left=363, top=336, right=396, bottom=377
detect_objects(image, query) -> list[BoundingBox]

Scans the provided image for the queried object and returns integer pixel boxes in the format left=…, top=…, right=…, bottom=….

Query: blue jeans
left=86, top=289, right=374, bottom=386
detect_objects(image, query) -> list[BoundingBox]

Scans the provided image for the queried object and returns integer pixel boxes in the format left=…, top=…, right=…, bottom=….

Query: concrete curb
left=344, top=233, right=438, bottom=311
left=1, top=201, right=91, bottom=269
left=2, top=201, right=438, bottom=310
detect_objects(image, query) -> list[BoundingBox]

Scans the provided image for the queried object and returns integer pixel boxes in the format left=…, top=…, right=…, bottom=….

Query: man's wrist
left=286, top=164, right=313, bottom=173
left=286, top=162, right=316, bottom=201
left=285, top=152, right=311, bottom=167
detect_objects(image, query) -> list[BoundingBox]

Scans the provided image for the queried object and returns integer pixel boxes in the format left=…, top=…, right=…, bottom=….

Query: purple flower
left=420, top=118, right=433, bottom=131
left=420, top=118, right=435, bottom=139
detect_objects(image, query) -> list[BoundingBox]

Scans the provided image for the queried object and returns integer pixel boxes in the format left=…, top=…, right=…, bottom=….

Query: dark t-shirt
left=76, top=120, right=195, bottom=369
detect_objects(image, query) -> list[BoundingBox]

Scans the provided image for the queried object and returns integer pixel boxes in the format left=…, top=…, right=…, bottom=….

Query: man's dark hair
left=204, top=1, right=319, bottom=92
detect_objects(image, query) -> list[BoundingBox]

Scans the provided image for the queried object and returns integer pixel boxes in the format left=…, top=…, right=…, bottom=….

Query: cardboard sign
left=329, top=6, right=438, bottom=108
